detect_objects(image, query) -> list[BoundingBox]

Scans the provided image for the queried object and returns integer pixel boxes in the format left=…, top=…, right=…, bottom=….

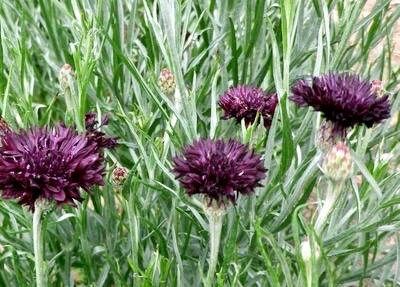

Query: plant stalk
left=305, top=261, right=312, bottom=287
left=315, top=181, right=343, bottom=233
left=206, top=208, right=224, bottom=286
left=33, top=201, right=46, bottom=287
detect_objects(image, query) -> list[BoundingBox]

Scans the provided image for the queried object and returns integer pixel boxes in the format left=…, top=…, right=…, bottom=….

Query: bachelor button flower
left=172, top=139, right=266, bottom=204
left=0, top=125, right=109, bottom=209
left=219, top=85, right=278, bottom=128
left=85, top=112, right=118, bottom=149
left=290, top=73, right=391, bottom=137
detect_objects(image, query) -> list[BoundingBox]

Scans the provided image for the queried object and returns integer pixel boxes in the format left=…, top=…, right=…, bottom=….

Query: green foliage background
left=0, top=0, right=400, bottom=286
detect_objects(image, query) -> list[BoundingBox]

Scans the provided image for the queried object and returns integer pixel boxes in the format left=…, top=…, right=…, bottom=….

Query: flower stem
left=315, top=181, right=343, bottom=233
left=33, top=201, right=46, bottom=287
left=305, top=262, right=312, bottom=287
left=206, top=209, right=224, bottom=286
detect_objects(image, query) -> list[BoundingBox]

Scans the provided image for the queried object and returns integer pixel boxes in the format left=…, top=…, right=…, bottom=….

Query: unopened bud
left=300, top=239, right=320, bottom=262
left=354, top=175, right=363, bottom=187
left=154, top=137, right=164, bottom=154
left=390, top=111, right=399, bottom=127
left=112, top=166, right=128, bottom=185
left=58, top=64, right=75, bottom=89
left=322, top=142, right=352, bottom=182
left=158, top=68, right=175, bottom=96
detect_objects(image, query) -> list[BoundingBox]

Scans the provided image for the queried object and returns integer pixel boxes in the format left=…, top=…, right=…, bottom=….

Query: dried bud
left=300, top=239, right=320, bottom=262
left=0, top=244, right=4, bottom=254
left=112, top=166, right=128, bottom=185
left=322, top=142, right=352, bottom=182
left=158, top=68, right=175, bottom=96
left=58, top=64, right=75, bottom=89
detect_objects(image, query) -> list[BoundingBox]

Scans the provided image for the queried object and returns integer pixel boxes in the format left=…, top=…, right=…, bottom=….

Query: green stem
left=305, top=262, right=312, bottom=287
left=33, top=201, right=46, bottom=287
left=206, top=209, right=224, bottom=286
left=315, top=181, right=343, bottom=233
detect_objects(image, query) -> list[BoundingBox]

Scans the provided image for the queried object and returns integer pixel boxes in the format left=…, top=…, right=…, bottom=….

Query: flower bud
left=158, top=68, right=175, bottom=96
left=154, top=137, right=164, bottom=154
left=112, top=166, right=128, bottom=185
left=322, top=142, right=352, bottom=182
left=58, top=64, right=75, bottom=89
left=300, top=239, right=320, bottom=262
left=390, top=111, right=398, bottom=127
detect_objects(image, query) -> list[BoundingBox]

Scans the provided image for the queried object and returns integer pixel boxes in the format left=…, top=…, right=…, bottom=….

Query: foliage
left=0, top=0, right=399, bottom=286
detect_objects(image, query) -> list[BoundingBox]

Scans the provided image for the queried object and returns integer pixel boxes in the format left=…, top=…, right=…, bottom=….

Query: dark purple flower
left=84, top=112, right=98, bottom=131
left=172, top=139, right=266, bottom=204
left=219, top=85, right=278, bottom=128
left=85, top=112, right=117, bottom=149
left=290, top=73, right=391, bottom=135
left=0, top=125, right=106, bottom=209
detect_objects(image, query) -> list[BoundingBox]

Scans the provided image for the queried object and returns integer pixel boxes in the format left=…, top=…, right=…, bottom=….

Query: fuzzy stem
left=315, top=181, right=343, bottom=233
left=206, top=209, right=224, bottom=286
left=33, top=201, right=46, bottom=287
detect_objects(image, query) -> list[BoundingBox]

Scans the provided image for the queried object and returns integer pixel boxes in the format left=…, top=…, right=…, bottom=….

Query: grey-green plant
left=0, top=0, right=399, bottom=286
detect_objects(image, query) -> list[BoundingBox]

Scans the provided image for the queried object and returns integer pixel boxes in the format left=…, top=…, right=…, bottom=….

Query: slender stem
left=206, top=209, right=224, bottom=286
left=33, top=201, right=46, bottom=287
left=305, top=262, right=312, bottom=287
left=301, top=238, right=319, bottom=287
left=315, top=181, right=343, bottom=233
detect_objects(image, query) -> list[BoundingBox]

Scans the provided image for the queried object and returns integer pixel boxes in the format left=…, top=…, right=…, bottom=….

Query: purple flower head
left=290, top=73, right=391, bottom=136
left=172, top=139, right=266, bottom=204
left=85, top=112, right=117, bottom=149
left=219, top=85, right=278, bottom=128
left=84, top=112, right=98, bottom=131
left=0, top=125, right=106, bottom=209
